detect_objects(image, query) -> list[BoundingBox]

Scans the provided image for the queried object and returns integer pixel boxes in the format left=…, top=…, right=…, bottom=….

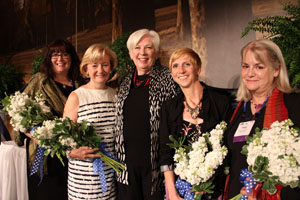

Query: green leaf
left=109, top=32, right=134, bottom=85
left=0, top=64, right=24, bottom=99
left=31, top=53, right=43, bottom=75
left=56, top=152, right=65, bottom=167
left=229, top=194, right=242, bottom=200
left=194, top=193, right=203, bottom=200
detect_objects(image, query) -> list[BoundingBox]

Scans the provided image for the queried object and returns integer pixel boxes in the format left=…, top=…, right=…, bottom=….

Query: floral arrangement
left=241, top=119, right=300, bottom=196
left=169, top=121, right=228, bottom=200
left=1, top=91, right=53, bottom=132
left=32, top=117, right=125, bottom=173
left=2, top=91, right=124, bottom=187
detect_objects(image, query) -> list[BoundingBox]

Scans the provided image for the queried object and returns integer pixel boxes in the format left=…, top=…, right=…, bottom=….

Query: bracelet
left=160, top=164, right=173, bottom=172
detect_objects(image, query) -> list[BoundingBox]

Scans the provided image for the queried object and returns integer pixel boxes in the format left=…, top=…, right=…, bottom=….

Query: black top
left=159, top=83, right=232, bottom=199
left=181, top=120, right=202, bottom=145
left=123, top=75, right=151, bottom=167
left=54, top=81, right=73, bottom=97
left=159, top=83, right=232, bottom=166
left=226, top=92, right=300, bottom=199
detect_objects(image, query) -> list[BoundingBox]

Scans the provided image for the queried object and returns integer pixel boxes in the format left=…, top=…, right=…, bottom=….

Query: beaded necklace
left=185, top=98, right=202, bottom=119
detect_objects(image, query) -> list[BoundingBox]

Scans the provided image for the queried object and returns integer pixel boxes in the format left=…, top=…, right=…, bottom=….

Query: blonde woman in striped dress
left=63, top=44, right=118, bottom=200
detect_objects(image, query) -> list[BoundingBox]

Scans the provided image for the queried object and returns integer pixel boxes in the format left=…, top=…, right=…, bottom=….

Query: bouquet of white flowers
left=241, top=119, right=300, bottom=197
left=31, top=117, right=125, bottom=173
left=169, top=121, right=228, bottom=200
left=31, top=117, right=125, bottom=190
left=1, top=91, right=53, bottom=133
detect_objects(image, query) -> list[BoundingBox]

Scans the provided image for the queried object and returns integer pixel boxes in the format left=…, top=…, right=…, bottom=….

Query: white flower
left=59, top=136, right=77, bottom=148
left=3, top=92, right=52, bottom=133
left=173, top=121, right=228, bottom=186
left=245, top=119, right=300, bottom=186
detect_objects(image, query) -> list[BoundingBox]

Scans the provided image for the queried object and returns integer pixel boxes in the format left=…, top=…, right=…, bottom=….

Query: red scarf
left=263, top=88, right=288, bottom=128
left=229, top=88, right=288, bottom=125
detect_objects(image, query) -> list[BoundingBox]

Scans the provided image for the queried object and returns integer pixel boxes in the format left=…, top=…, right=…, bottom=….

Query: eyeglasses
left=51, top=53, right=70, bottom=59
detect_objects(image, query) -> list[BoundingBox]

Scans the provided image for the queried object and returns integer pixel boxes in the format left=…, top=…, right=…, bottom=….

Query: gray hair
left=126, top=29, right=160, bottom=53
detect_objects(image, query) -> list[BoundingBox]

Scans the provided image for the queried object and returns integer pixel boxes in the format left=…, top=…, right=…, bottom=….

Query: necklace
left=250, top=96, right=269, bottom=113
left=251, top=100, right=263, bottom=110
left=185, top=99, right=202, bottom=119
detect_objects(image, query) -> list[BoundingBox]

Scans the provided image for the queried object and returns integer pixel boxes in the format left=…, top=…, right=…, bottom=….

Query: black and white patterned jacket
left=115, top=64, right=178, bottom=194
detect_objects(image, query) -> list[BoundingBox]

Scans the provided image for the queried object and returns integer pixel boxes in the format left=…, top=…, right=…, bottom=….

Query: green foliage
left=53, top=117, right=101, bottom=148
left=31, top=53, right=43, bottom=75
left=241, top=119, right=300, bottom=195
left=193, top=180, right=214, bottom=200
left=230, top=194, right=243, bottom=200
left=241, top=0, right=300, bottom=89
left=168, top=135, right=191, bottom=151
left=109, top=32, right=134, bottom=84
left=47, top=117, right=125, bottom=173
left=0, top=64, right=24, bottom=100
left=1, top=92, right=54, bottom=132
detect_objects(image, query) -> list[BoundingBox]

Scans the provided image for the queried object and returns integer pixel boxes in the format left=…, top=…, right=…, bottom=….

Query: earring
left=86, top=72, right=89, bottom=76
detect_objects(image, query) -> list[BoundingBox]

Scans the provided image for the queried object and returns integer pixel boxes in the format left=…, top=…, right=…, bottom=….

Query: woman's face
left=241, top=50, right=279, bottom=96
left=51, top=51, right=71, bottom=76
left=129, top=35, right=158, bottom=75
left=170, top=54, right=200, bottom=89
left=86, top=54, right=111, bottom=86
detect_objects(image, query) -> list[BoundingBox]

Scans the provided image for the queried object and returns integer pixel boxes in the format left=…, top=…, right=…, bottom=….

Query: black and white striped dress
left=68, top=87, right=116, bottom=200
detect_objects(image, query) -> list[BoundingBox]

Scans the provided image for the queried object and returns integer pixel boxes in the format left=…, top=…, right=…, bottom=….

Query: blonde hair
left=126, top=29, right=160, bottom=53
left=169, top=48, right=202, bottom=71
left=236, top=39, right=294, bottom=102
left=80, top=44, right=117, bottom=78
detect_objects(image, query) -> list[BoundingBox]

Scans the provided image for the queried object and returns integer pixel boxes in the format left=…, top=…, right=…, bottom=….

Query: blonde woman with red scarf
left=225, top=39, right=300, bottom=200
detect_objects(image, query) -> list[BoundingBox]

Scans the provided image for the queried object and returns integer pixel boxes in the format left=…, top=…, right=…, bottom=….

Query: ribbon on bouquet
left=175, top=178, right=195, bottom=200
left=98, top=142, right=118, bottom=161
left=93, top=158, right=107, bottom=193
left=238, top=168, right=258, bottom=200
left=93, top=142, right=118, bottom=194
left=29, top=145, right=45, bottom=184
left=29, top=127, right=45, bottom=185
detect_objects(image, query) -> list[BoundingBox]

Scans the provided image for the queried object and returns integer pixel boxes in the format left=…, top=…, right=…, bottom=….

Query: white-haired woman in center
left=114, top=29, right=179, bottom=200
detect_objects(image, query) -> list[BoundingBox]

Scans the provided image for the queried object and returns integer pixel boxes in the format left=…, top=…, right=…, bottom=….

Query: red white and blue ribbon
left=175, top=178, right=195, bottom=200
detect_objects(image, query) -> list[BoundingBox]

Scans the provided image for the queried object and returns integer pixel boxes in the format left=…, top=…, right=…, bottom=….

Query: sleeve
left=285, top=93, right=300, bottom=127
left=23, top=74, right=44, bottom=102
left=221, top=94, right=234, bottom=124
left=159, top=101, right=175, bottom=167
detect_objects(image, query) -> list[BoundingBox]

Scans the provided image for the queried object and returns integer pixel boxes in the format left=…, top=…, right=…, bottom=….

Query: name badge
left=233, top=120, right=255, bottom=143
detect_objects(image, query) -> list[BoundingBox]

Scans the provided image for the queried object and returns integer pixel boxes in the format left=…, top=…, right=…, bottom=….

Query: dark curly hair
left=40, top=39, right=81, bottom=81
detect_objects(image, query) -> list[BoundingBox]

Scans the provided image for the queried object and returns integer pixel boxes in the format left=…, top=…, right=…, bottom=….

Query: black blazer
left=159, top=82, right=233, bottom=166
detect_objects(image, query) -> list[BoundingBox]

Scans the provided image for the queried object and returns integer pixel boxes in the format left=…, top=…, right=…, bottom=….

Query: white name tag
left=233, top=120, right=255, bottom=143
